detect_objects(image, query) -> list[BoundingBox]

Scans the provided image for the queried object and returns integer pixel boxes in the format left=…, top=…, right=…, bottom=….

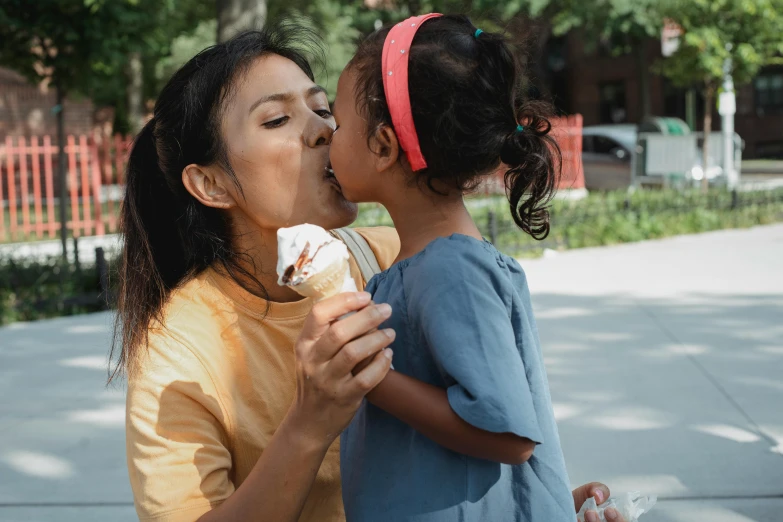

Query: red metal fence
left=551, top=114, right=585, bottom=190
left=481, top=114, right=585, bottom=194
left=1, top=134, right=131, bottom=243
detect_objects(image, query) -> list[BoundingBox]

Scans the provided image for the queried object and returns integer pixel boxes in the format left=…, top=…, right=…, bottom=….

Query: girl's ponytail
left=501, top=101, right=561, bottom=240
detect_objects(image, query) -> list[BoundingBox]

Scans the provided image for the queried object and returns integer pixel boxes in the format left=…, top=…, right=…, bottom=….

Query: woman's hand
left=573, top=482, right=627, bottom=522
left=290, top=291, right=395, bottom=448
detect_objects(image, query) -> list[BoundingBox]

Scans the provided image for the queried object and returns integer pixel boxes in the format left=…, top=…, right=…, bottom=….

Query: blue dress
left=341, top=234, right=574, bottom=522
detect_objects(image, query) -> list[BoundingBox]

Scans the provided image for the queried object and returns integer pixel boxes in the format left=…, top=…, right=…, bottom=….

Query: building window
left=756, top=141, right=783, bottom=159
left=755, top=70, right=783, bottom=112
left=599, top=82, right=627, bottom=124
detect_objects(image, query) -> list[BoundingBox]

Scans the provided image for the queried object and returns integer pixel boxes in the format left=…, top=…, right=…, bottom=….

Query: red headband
left=382, top=13, right=442, bottom=171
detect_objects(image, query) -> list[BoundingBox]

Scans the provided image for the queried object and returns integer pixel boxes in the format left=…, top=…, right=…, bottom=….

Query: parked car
left=581, top=125, right=636, bottom=190
left=581, top=123, right=726, bottom=190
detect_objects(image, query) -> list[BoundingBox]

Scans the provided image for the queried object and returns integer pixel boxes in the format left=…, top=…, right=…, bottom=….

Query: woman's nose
left=307, top=116, right=335, bottom=148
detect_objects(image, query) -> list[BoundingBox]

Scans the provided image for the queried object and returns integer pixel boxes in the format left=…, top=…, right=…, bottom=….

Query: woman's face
left=218, top=54, right=358, bottom=233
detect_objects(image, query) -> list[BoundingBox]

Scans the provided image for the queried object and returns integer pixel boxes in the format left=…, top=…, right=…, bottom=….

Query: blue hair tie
left=474, top=28, right=483, bottom=38
left=516, top=124, right=525, bottom=133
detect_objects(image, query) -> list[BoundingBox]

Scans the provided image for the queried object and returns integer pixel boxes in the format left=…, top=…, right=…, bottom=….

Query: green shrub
left=2, top=188, right=782, bottom=325
left=0, top=257, right=112, bottom=325
left=354, top=187, right=783, bottom=257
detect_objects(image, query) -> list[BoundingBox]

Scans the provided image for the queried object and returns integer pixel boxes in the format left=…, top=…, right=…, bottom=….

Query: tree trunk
left=702, top=84, right=715, bottom=193
left=634, top=42, right=652, bottom=121
left=56, top=84, right=68, bottom=265
left=126, top=51, right=144, bottom=135
left=217, top=0, right=267, bottom=43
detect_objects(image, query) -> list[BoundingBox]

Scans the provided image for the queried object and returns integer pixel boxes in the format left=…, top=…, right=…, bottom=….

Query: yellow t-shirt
left=126, top=227, right=400, bottom=522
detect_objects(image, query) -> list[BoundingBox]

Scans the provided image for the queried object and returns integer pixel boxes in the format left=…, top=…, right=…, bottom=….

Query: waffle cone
left=291, top=259, right=351, bottom=300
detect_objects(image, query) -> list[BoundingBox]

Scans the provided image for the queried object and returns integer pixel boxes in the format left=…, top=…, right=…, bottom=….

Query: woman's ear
left=371, top=125, right=401, bottom=173
left=182, top=164, right=237, bottom=209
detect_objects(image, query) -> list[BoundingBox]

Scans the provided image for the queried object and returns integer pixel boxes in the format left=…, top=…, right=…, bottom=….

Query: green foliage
left=657, top=0, right=783, bottom=90
left=0, top=257, right=112, bottom=325
left=549, top=0, right=663, bottom=53
left=0, top=0, right=213, bottom=130
left=155, top=19, right=218, bottom=88
left=0, top=0, right=107, bottom=93
left=276, top=0, right=362, bottom=98
left=354, top=188, right=783, bottom=258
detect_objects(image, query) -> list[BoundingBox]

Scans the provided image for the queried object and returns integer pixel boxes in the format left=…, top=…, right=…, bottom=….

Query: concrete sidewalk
left=523, top=224, right=783, bottom=522
left=1, top=225, right=782, bottom=521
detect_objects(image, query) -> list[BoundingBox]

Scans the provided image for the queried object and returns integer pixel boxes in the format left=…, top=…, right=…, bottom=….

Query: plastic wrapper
left=577, top=491, right=657, bottom=522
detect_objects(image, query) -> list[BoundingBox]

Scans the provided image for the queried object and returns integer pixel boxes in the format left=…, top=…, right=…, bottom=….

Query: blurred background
left=0, top=0, right=782, bottom=322
left=0, top=2, right=782, bottom=522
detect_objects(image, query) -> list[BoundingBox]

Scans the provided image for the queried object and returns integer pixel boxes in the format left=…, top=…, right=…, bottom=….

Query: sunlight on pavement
left=584, top=407, right=674, bottom=431
left=67, top=405, right=126, bottom=427
left=59, top=356, right=108, bottom=370
left=546, top=342, right=592, bottom=353
left=2, top=450, right=75, bottom=479
left=567, top=391, right=622, bottom=404
left=756, top=345, right=783, bottom=355
left=732, top=376, right=783, bottom=392
left=535, top=307, right=594, bottom=319
left=607, top=474, right=688, bottom=497
left=64, top=325, right=108, bottom=335
left=658, top=502, right=761, bottom=522
left=552, top=402, right=584, bottom=422
left=692, top=424, right=761, bottom=443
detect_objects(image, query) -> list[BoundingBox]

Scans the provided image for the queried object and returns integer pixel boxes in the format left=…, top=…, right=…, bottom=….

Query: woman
left=116, top=25, right=624, bottom=522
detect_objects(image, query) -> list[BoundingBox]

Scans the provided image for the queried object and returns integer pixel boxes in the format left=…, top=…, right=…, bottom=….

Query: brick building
left=0, top=66, right=96, bottom=141
left=541, top=33, right=783, bottom=159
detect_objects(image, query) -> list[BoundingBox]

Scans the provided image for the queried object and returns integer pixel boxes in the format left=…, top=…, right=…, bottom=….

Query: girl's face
left=218, top=54, right=358, bottom=233
left=329, top=68, right=384, bottom=204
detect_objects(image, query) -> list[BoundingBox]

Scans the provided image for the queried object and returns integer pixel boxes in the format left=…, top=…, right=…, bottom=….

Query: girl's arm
left=366, top=371, right=535, bottom=465
left=363, top=242, right=544, bottom=466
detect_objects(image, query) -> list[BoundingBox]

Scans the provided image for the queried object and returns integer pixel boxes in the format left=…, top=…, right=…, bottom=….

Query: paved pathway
left=523, top=224, right=783, bottom=521
left=1, top=224, right=781, bottom=521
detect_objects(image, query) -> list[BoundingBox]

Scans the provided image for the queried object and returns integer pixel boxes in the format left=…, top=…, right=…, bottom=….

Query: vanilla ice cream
left=276, top=224, right=357, bottom=299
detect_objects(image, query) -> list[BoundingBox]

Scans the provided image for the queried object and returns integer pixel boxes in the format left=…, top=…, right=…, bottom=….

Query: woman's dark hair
left=110, top=26, right=320, bottom=382
left=348, top=15, right=560, bottom=239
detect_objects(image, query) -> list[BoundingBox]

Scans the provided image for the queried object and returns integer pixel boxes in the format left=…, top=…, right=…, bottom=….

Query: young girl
left=330, top=14, right=573, bottom=522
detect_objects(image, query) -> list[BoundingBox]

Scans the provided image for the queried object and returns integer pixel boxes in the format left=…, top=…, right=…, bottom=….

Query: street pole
left=55, top=85, right=68, bottom=265
left=685, top=89, right=697, bottom=131
left=719, top=44, right=738, bottom=189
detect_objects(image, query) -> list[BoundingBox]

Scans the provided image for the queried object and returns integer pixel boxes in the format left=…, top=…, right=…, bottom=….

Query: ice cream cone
left=277, top=224, right=358, bottom=301
left=289, top=258, right=353, bottom=300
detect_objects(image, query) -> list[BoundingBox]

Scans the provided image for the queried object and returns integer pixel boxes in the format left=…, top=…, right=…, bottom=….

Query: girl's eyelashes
left=263, top=116, right=289, bottom=129
left=316, top=109, right=333, bottom=119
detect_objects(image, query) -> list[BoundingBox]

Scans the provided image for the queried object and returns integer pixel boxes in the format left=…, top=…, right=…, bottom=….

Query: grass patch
left=354, top=188, right=783, bottom=258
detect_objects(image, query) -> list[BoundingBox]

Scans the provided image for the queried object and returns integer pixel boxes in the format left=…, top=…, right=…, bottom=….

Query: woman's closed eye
left=315, top=109, right=333, bottom=119
left=263, top=116, right=289, bottom=129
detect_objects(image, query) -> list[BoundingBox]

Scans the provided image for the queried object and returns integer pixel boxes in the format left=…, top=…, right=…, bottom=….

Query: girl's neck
left=382, top=187, right=481, bottom=264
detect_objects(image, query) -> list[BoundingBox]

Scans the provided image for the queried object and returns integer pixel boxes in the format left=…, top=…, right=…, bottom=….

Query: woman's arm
left=196, top=410, right=329, bottom=522
left=196, top=293, right=393, bottom=522
left=366, top=372, right=535, bottom=465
